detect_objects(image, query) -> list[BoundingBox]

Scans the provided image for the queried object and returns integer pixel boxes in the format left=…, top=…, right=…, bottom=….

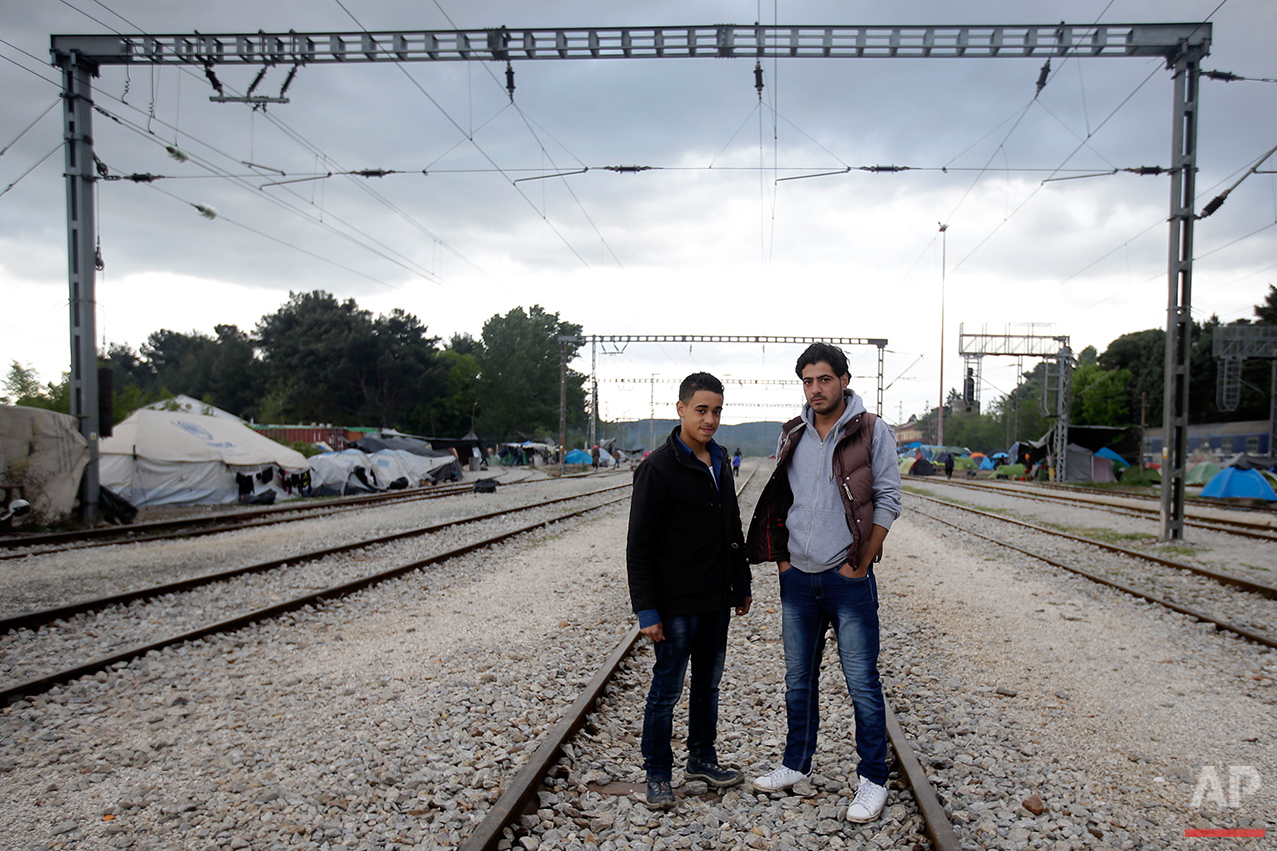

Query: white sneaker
left=846, top=778, right=888, bottom=822
left=751, top=765, right=808, bottom=792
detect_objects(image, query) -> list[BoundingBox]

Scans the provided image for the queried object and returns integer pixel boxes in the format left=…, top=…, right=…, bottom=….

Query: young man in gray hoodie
left=745, top=342, right=902, bottom=823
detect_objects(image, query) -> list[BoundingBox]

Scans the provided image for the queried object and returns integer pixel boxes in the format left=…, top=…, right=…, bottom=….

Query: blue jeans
left=640, top=608, right=731, bottom=780
left=778, top=566, right=889, bottom=786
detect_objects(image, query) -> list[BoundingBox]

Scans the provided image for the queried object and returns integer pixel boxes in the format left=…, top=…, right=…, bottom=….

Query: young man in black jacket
left=627, top=372, right=753, bottom=810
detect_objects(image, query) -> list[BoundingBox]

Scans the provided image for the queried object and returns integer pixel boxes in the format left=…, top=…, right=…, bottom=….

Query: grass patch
left=1038, top=521, right=1159, bottom=546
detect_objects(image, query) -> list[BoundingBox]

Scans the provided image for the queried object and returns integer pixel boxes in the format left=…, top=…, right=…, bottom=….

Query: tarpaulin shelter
left=0, top=405, right=90, bottom=523
left=1200, top=466, right=1277, bottom=501
left=368, top=449, right=459, bottom=487
left=1095, top=446, right=1131, bottom=469
left=100, top=409, right=306, bottom=506
left=308, top=449, right=378, bottom=496
left=564, top=448, right=592, bottom=465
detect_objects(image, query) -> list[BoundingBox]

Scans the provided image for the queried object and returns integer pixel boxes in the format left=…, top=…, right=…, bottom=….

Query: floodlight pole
left=59, top=52, right=101, bottom=524
left=937, top=223, right=948, bottom=446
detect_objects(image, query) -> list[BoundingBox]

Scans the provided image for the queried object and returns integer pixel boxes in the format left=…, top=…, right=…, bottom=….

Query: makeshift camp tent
left=308, top=449, right=378, bottom=496
left=1095, top=447, right=1131, bottom=469
left=1063, top=444, right=1117, bottom=483
left=1200, top=466, right=1277, bottom=501
left=100, top=409, right=306, bottom=506
left=367, top=449, right=458, bottom=488
left=0, top=405, right=90, bottom=523
left=564, top=448, right=592, bottom=465
left=909, top=457, right=936, bottom=476
left=1120, top=465, right=1161, bottom=486
left=979, top=456, right=996, bottom=470
left=1185, top=461, right=1222, bottom=485
left=144, top=395, right=243, bottom=422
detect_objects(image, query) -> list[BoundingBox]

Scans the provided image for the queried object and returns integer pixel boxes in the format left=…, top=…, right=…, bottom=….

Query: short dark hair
left=679, top=372, right=724, bottom=403
left=795, top=342, right=849, bottom=378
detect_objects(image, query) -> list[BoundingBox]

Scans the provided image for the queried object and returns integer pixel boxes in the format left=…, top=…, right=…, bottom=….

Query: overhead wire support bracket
left=513, top=167, right=588, bottom=183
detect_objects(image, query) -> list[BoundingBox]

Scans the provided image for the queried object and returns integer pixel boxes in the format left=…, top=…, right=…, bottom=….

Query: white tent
left=100, top=409, right=306, bottom=506
left=0, top=405, right=90, bottom=522
left=308, top=449, right=378, bottom=496
left=144, top=394, right=244, bottom=422
left=369, top=449, right=456, bottom=488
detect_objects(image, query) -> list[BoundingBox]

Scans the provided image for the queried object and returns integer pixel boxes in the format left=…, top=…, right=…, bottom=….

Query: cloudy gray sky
left=2, top=0, right=1274, bottom=427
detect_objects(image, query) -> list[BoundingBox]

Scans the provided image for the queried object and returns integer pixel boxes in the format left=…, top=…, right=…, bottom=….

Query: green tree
left=141, top=329, right=218, bottom=400
left=474, top=305, right=586, bottom=438
left=256, top=290, right=442, bottom=428
left=430, top=347, right=481, bottom=437
left=1256, top=284, right=1276, bottom=325
left=207, top=325, right=266, bottom=419
left=1071, top=362, right=1133, bottom=426
left=1099, top=329, right=1165, bottom=425
left=3, top=361, right=45, bottom=406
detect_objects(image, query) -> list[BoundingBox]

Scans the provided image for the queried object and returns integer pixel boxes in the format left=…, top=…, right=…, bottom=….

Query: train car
left=1142, top=420, right=1271, bottom=461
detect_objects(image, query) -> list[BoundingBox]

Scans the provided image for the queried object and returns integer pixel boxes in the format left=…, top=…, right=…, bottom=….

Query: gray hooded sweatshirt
left=783, top=389, right=903, bottom=573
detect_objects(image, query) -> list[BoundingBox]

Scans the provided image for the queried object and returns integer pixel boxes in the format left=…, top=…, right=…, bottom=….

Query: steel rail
left=458, top=461, right=962, bottom=851
left=909, top=505, right=1277, bottom=651
left=0, top=482, right=631, bottom=635
left=0, top=494, right=630, bottom=707
left=919, top=478, right=1277, bottom=540
left=909, top=491, right=1277, bottom=598
left=1035, top=479, right=1277, bottom=517
left=0, top=474, right=519, bottom=554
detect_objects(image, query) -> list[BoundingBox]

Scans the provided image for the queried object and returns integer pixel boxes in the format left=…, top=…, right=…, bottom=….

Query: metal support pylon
left=60, top=54, right=101, bottom=523
left=1159, top=44, right=1206, bottom=541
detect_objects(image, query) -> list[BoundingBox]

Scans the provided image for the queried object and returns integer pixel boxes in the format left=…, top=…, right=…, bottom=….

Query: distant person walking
left=745, top=342, right=902, bottom=824
left=627, top=372, right=753, bottom=810
left=943, top=453, right=954, bottom=479
left=591, top=444, right=600, bottom=470
left=732, top=449, right=742, bottom=478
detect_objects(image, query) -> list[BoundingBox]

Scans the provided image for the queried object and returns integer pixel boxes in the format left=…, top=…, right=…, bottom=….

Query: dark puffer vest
left=745, top=412, right=878, bottom=568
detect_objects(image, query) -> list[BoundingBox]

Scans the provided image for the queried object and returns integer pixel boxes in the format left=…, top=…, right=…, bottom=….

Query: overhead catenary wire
left=53, top=0, right=495, bottom=284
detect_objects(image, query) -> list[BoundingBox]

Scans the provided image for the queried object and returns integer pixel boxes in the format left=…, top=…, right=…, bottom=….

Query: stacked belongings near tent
left=100, top=409, right=307, bottom=507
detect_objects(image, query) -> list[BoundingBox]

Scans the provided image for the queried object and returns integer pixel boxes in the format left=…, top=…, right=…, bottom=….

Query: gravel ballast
left=1, top=465, right=1272, bottom=850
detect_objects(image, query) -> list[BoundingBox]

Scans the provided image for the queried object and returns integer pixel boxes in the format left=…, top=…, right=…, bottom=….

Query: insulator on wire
left=754, top=61, right=764, bottom=99
left=1204, top=70, right=1242, bottom=82
left=166, top=145, right=189, bottom=162
left=246, top=66, right=268, bottom=97
left=1035, top=59, right=1051, bottom=97
left=279, top=64, right=300, bottom=97
left=1199, top=195, right=1226, bottom=218
left=203, top=62, right=224, bottom=96
left=505, top=62, right=516, bottom=102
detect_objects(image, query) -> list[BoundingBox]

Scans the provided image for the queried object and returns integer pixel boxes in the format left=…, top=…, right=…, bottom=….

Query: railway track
left=0, top=481, right=631, bottom=706
left=907, top=491, right=1277, bottom=651
left=455, top=463, right=963, bottom=851
left=918, top=477, right=1277, bottom=542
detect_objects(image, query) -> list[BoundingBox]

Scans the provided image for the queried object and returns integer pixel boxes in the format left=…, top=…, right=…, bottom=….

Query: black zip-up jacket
left=626, top=428, right=751, bottom=617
